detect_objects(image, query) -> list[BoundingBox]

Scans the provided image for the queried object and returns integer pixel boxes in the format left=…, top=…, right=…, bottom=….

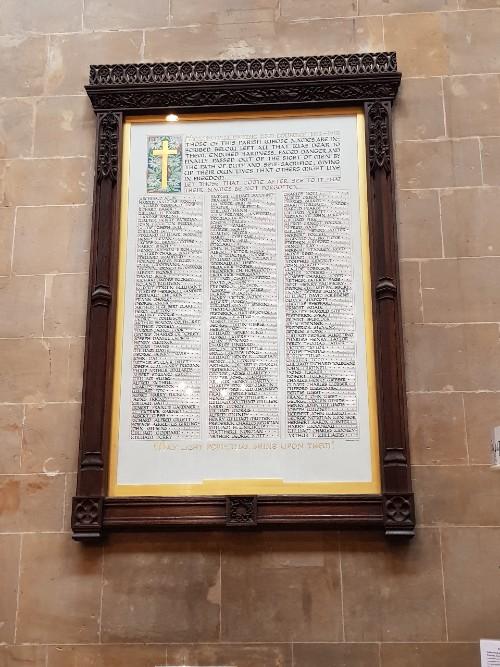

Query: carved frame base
left=72, top=496, right=105, bottom=541
left=71, top=494, right=414, bottom=539
left=383, top=493, right=416, bottom=538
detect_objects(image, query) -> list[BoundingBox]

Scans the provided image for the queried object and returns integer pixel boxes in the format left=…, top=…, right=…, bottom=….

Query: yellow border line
left=109, top=109, right=380, bottom=497
left=108, top=119, right=130, bottom=497
left=357, top=110, right=381, bottom=495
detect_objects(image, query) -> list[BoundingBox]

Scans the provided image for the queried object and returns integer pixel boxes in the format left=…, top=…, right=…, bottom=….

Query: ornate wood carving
left=73, top=52, right=414, bottom=540
left=364, top=97, right=414, bottom=537
left=86, top=53, right=401, bottom=112
left=96, top=112, right=119, bottom=182
left=72, top=497, right=104, bottom=540
left=383, top=494, right=415, bottom=537
left=226, top=497, right=258, bottom=527
left=367, top=101, right=391, bottom=174
left=89, top=53, right=398, bottom=86
left=73, top=110, right=122, bottom=541
left=87, top=82, right=401, bottom=113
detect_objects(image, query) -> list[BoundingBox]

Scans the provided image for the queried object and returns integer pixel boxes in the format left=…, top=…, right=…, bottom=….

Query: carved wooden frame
left=72, top=52, right=414, bottom=541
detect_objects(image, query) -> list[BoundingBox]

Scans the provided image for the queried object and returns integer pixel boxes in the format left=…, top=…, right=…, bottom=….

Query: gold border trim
left=108, top=119, right=130, bottom=497
left=109, top=109, right=380, bottom=497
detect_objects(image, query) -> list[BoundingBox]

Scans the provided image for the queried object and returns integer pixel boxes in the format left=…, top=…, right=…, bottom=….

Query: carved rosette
left=72, top=496, right=104, bottom=539
left=226, top=496, right=258, bottom=527
left=383, top=494, right=415, bottom=537
left=96, top=112, right=119, bottom=182
left=367, top=101, right=391, bottom=174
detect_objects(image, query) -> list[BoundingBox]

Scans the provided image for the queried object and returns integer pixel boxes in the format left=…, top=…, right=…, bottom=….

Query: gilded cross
left=152, top=139, right=178, bottom=189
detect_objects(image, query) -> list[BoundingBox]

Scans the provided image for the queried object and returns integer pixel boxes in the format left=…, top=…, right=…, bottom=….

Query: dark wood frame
left=72, top=52, right=414, bottom=541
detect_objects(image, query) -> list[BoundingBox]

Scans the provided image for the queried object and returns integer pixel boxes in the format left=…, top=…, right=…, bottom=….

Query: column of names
left=208, top=192, right=280, bottom=439
left=283, top=190, right=359, bottom=439
left=130, top=195, right=203, bottom=440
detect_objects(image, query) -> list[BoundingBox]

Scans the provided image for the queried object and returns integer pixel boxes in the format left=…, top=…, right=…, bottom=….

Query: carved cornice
left=367, top=101, right=391, bottom=174
left=88, top=81, right=400, bottom=112
left=86, top=54, right=401, bottom=112
left=89, top=53, right=398, bottom=86
left=96, top=112, right=120, bottom=182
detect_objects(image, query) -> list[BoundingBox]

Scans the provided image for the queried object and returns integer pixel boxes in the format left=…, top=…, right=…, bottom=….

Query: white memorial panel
left=114, top=112, right=376, bottom=492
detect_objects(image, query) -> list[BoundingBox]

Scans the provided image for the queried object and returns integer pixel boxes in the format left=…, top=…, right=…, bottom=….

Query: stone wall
left=1, top=1, right=499, bottom=665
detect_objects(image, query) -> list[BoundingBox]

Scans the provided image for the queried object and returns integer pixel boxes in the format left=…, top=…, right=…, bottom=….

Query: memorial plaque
left=72, top=53, right=414, bottom=539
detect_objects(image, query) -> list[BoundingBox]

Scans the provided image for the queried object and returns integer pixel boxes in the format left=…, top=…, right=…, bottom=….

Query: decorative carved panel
left=226, top=497, right=258, bottom=527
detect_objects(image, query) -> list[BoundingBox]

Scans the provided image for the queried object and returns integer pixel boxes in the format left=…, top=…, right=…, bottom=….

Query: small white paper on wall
left=481, top=640, right=500, bottom=667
